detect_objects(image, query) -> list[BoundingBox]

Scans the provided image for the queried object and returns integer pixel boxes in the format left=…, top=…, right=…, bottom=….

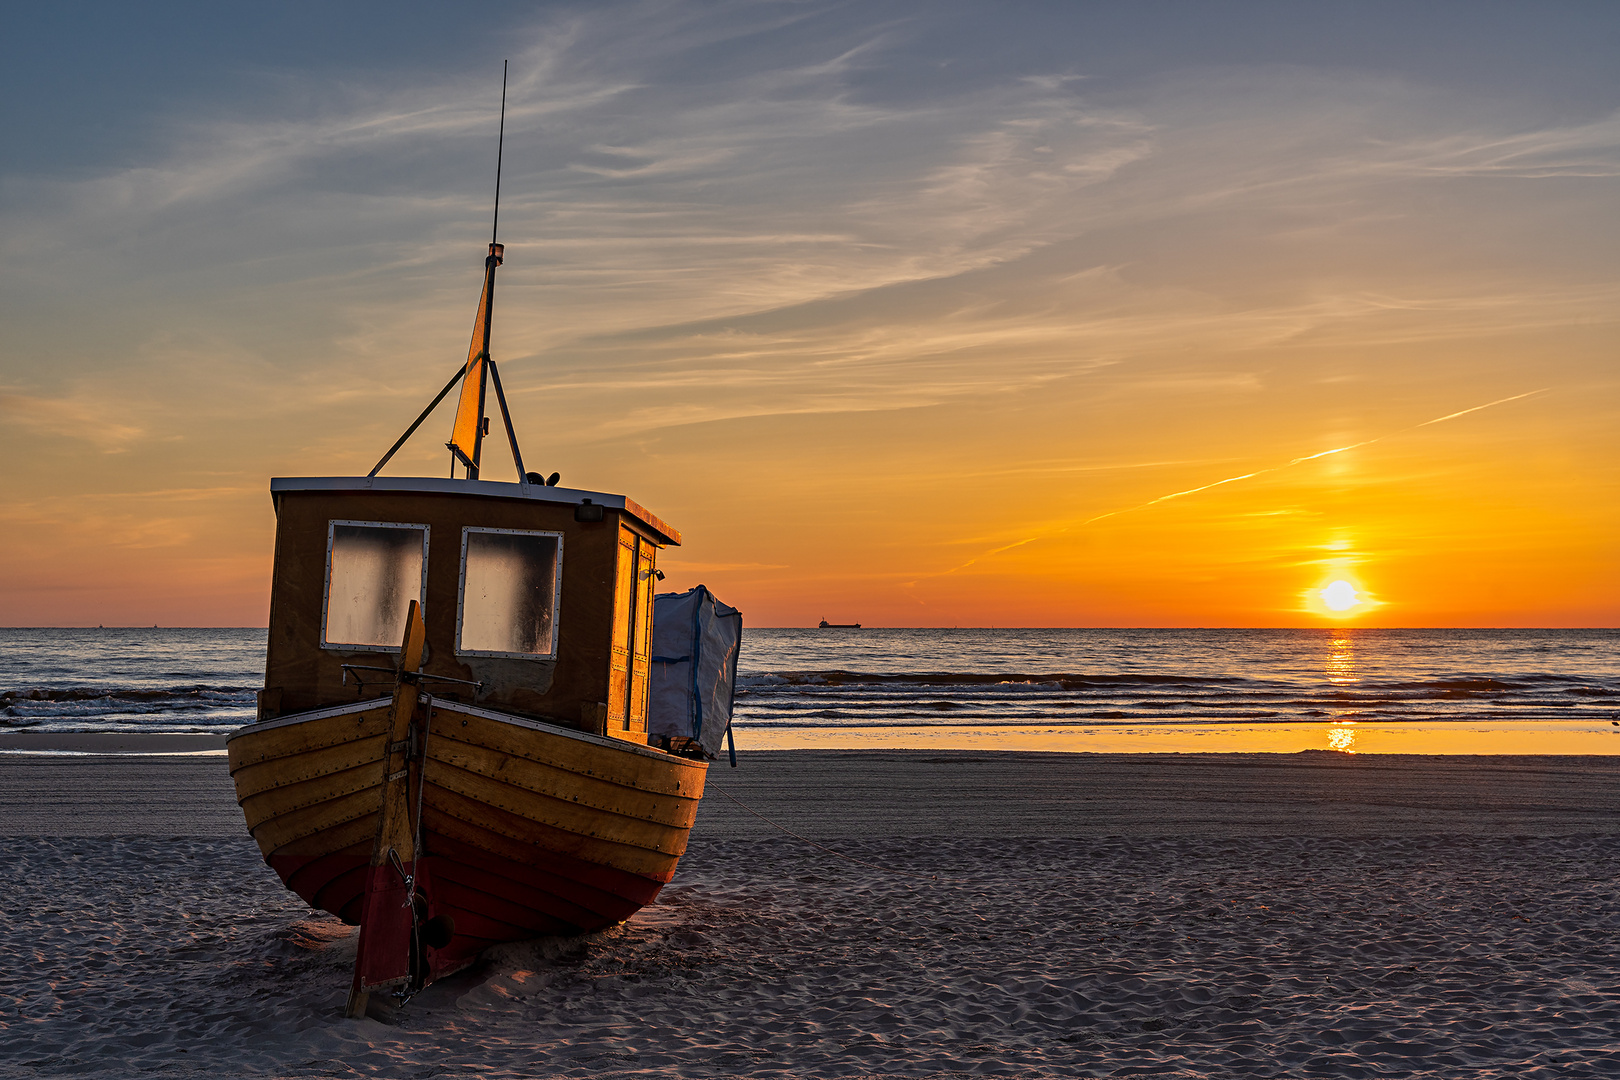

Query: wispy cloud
left=3, top=3, right=1617, bottom=624
left=0, top=388, right=147, bottom=453
left=929, top=388, right=1553, bottom=577
left=9, top=9, right=1617, bottom=426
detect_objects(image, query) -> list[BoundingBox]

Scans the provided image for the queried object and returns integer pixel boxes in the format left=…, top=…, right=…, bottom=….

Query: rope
left=707, top=784, right=937, bottom=881
left=390, top=694, right=436, bottom=1006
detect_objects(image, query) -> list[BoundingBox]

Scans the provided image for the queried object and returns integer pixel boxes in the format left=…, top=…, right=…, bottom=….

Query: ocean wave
left=738, top=670, right=1249, bottom=689
left=0, top=686, right=256, bottom=726
left=1, top=685, right=254, bottom=702
left=730, top=665, right=1620, bottom=727
left=2, top=628, right=1614, bottom=736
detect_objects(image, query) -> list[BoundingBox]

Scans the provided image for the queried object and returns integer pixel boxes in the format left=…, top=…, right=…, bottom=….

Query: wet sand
left=1, top=745, right=1617, bottom=1077
left=3, top=739, right=1617, bottom=839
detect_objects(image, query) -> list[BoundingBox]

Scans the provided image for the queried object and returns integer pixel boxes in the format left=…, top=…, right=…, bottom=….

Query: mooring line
left=707, top=784, right=938, bottom=881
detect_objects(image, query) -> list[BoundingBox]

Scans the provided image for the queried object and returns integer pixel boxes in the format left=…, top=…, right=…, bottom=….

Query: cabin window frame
left=454, top=526, right=565, bottom=660
left=319, top=519, right=431, bottom=653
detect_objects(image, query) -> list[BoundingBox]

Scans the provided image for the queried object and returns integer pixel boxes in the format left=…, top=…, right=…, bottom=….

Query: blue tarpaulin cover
left=648, top=585, right=742, bottom=758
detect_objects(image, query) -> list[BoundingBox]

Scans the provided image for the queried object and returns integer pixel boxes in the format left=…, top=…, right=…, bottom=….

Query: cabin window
left=321, top=521, right=429, bottom=650
left=456, top=527, right=562, bottom=658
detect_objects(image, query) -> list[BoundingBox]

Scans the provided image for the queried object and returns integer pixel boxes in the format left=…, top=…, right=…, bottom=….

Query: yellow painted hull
left=228, top=698, right=707, bottom=975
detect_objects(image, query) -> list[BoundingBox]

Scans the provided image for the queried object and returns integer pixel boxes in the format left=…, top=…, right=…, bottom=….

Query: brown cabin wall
left=262, top=489, right=662, bottom=735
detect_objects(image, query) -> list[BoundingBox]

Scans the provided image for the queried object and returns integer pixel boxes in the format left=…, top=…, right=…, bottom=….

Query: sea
left=2, top=627, right=1617, bottom=743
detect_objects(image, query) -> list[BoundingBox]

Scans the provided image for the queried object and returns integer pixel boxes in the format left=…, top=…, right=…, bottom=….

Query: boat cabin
left=259, top=476, right=680, bottom=743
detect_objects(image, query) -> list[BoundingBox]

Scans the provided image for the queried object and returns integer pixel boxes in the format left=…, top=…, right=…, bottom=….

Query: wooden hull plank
left=248, top=784, right=382, bottom=854
left=270, top=813, right=380, bottom=861
left=423, top=782, right=682, bottom=879
left=430, top=706, right=706, bottom=799
left=239, top=761, right=389, bottom=827
left=282, top=840, right=372, bottom=914
left=428, top=758, right=692, bottom=854
left=426, top=848, right=629, bottom=929
left=227, top=703, right=393, bottom=772
left=426, top=830, right=660, bottom=915
left=428, top=877, right=586, bottom=937
left=231, top=734, right=390, bottom=801
left=428, top=736, right=699, bottom=828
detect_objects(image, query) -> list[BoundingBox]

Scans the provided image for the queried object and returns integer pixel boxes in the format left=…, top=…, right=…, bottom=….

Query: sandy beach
left=2, top=743, right=1617, bottom=1077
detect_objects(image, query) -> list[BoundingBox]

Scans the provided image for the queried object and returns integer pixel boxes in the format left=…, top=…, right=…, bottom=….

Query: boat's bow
left=229, top=599, right=707, bottom=1012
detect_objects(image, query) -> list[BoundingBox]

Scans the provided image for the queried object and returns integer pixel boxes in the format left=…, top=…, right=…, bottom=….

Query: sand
left=2, top=744, right=1618, bottom=1078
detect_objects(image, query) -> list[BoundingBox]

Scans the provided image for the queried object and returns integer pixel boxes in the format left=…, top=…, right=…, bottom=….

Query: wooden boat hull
left=228, top=697, right=707, bottom=984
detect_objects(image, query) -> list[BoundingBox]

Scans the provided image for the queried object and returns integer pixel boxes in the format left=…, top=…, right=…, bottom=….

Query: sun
left=1320, top=580, right=1360, bottom=612
left=1303, top=571, right=1379, bottom=619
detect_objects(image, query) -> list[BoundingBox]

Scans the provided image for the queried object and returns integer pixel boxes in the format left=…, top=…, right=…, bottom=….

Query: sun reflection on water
left=1325, top=631, right=1358, bottom=685
left=1325, top=631, right=1359, bottom=751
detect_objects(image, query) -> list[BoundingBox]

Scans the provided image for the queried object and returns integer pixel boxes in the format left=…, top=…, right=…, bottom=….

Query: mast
left=368, top=63, right=529, bottom=484
left=446, top=61, right=509, bottom=481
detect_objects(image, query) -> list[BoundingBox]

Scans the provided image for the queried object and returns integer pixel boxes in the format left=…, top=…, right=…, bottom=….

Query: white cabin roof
left=269, top=476, right=681, bottom=546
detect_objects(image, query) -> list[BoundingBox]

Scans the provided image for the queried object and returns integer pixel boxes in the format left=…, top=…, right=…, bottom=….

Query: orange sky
left=2, top=4, right=1617, bottom=627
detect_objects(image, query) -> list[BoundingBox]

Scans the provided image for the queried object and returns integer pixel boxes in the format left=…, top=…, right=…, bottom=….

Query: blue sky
left=3, top=1, right=1617, bottom=625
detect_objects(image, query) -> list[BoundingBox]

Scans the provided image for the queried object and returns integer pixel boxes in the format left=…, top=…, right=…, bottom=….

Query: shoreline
left=4, top=744, right=1616, bottom=839
left=5, top=716, right=1620, bottom=758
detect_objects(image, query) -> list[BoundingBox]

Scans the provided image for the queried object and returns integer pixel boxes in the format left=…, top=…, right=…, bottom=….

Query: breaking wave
left=0, top=686, right=257, bottom=732
left=3, top=625, right=1617, bottom=734
left=731, top=626, right=1620, bottom=728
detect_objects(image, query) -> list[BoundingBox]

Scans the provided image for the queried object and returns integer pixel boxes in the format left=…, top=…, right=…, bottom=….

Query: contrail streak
left=935, top=388, right=1549, bottom=576
left=1415, top=389, right=1547, bottom=427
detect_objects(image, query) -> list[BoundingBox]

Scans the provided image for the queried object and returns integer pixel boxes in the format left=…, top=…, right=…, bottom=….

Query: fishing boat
left=226, top=80, right=730, bottom=1016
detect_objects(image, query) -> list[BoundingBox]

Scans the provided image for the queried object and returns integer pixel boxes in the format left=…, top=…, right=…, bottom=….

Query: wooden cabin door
left=608, top=525, right=656, bottom=737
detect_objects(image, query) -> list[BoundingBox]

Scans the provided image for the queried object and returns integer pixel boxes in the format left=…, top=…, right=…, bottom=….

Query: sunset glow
left=1, top=5, right=1616, bottom=628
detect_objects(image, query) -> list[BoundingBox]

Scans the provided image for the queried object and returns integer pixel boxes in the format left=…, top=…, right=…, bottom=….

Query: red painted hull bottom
left=269, top=832, right=668, bottom=984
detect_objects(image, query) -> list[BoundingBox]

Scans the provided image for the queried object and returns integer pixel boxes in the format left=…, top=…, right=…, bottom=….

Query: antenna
left=369, top=62, right=528, bottom=482
left=492, top=59, right=507, bottom=245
